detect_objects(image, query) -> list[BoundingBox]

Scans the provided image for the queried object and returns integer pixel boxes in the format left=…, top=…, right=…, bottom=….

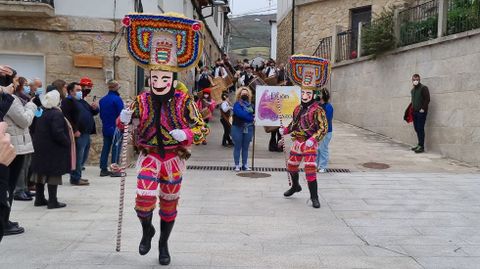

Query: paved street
left=1, top=118, right=480, bottom=269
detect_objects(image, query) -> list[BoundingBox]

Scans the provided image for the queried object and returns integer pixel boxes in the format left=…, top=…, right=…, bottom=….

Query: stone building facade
left=276, top=0, right=425, bottom=63
left=0, top=0, right=229, bottom=165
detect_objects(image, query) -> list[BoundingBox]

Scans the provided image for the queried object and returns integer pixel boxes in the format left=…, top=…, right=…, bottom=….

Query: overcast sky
left=230, top=0, right=276, bottom=16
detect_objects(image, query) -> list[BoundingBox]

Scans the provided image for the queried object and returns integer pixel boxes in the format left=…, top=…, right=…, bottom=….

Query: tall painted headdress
left=122, top=13, right=204, bottom=72
left=288, top=55, right=331, bottom=90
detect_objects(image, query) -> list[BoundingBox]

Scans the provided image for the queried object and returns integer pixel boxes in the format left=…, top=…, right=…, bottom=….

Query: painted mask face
left=150, top=70, right=174, bottom=96
left=301, top=89, right=314, bottom=104
left=302, top=67, right=316, bottom=88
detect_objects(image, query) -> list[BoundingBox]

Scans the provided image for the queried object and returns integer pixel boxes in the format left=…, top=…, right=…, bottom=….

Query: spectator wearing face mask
left=0, top=121, right=17, bottom=243
left=32, top=87, right=73, bottom=209
left=219, top=92, right=234, bottom=147
left=78, top=77, right=99, bottom=170
left=12, top=77, right=35, bottom=201
left=408, top=74, right=430, bottom=154
left=27, top=78, right=43, bottom=98
left=3, top=70, right=37, bottom=236
left=239, top=66, right=255, bottom=87
left=231, top=87, right=255, bottom=172
left=61, top=82, right=89, bottom=186
left=214, top=58, right=228, bottom=79
left=196, top=66, right=214, bottom=91
left=196, top=88, right=216, bottom=145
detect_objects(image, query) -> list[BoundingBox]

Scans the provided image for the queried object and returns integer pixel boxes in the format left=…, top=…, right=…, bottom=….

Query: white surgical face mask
left=413, top=80, right=419, bottom=86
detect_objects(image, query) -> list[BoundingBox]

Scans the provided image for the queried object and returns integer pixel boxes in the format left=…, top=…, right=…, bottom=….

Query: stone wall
left=0, top=13, right=224, bottom=166
left=294, top=0, right=412, bottom=55
left=0, top=15, right=135, bottom=165
left=276, top=10, right=293, bottom=65
left=330, top=30, right=480, bottom=166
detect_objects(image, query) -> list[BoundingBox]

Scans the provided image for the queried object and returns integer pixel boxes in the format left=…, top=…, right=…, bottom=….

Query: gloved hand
left=169, top=129, right=187, bottom=142
left=120, top=109, right=133, bottom=124
left=305, top=138, right=315, bottom=148
left=279, top=127, right=288, bottom=136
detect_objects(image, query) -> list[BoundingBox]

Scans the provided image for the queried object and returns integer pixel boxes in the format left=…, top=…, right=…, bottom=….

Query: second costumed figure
left=280, top=55, right=330, bottom=208
left=119, top=13, right=209, bottom=265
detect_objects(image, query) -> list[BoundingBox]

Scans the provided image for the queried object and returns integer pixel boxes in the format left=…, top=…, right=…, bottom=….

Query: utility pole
left=291, top=0, right=295, bottom=54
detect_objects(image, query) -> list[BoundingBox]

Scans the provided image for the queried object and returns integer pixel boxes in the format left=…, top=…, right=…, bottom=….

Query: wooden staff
left=115, top=121, right=130, bottom=252
left=275, top=95, right=292, bottom=186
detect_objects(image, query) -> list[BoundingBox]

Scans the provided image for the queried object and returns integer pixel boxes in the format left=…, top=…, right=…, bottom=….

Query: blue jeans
left=316, top=132, right=332, bottom=169
left=100, top=130, right=122, bottom=170
left=231, top=124, right=254, bottom=167
left=70, top=133, right=90, bottom=182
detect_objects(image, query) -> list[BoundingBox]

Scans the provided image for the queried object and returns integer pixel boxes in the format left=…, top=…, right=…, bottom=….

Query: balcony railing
left=313, top=36, right=332, bottom=60
left=399, top=0, right=439, bottom=46
left=447, top=0, right=480, bottom=35
left=336, top=29, right=358, bottom=62
left=5, top=0, right=54, bottom=7
left=0, top=0, right=55, bottom=17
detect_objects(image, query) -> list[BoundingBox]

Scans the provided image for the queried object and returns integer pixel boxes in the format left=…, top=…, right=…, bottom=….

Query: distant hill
left=229, top=14, right=275, bottom=50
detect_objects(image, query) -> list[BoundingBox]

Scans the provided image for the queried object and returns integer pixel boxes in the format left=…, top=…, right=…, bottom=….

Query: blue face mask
left=34, top=108, right=43, bottom=118
left=75, top=91, right=83, bottom=100
left=23, top=86, right=31, bottom=95
left=35, top=88, right=44, bottom=96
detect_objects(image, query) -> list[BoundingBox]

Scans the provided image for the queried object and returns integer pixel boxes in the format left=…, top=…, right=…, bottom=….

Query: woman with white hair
left=31, top=86, right=74, bottom=209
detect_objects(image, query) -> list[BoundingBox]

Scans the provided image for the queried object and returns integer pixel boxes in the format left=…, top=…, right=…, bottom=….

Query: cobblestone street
left=1, top=120, right=479, bottom=268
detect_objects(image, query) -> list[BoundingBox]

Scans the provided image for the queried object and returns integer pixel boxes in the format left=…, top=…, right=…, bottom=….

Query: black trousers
left=220, top=118, right=233, bottom=145
left=4, top=155, right=25, bottom=225
left=0, top=165, right=9, bottom=242
left=269, top=130, right=281, bottom=151
left=413, top=112, right=427, bottom=147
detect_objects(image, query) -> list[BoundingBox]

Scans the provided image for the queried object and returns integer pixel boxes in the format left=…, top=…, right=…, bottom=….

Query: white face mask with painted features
left=150, top=70, right=175, bottom=96
left=301, top=89, right=314, bottom=104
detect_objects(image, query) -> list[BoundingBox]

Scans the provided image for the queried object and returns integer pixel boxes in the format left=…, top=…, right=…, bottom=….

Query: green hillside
left=230, top=14, right=275, bottom=50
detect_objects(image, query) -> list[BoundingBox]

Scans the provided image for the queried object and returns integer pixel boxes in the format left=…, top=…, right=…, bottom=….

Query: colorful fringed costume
left=119, top=13, right=207, bottom=265
left=282, top=55, right=330, bottom=208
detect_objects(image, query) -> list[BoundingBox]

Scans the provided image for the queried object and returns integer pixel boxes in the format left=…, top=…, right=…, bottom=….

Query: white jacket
left=5, top=95, right=37, bottom=155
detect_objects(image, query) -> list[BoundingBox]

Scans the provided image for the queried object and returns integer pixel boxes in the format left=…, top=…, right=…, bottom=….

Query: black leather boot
left=139, top=215, right=155, bottom=255
left=47, top=184, right=66, bottom=209
left=308, top=181, right=321, bottom=208
left=283, top=172, right=302, bottom=197
left=34, top=183, right=47, bottom=207
left=159, top=220, right=175, bottom=265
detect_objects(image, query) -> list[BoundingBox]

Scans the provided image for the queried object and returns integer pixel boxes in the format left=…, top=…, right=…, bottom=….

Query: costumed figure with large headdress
left=118, top=13, right=208, bottom=265
left=280, top=55, right=330, bottom=208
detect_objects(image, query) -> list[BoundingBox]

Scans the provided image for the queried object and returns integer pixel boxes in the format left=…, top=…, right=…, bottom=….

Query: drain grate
left=236, top=172, right=272, bottom=178
left=187, top=165, right=350, bottom=173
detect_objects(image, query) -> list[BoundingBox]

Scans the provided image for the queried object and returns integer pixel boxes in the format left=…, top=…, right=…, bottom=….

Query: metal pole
left=290, top=0, right=295, bottom=54
left=251, top=125, right=256, bottom=170
left=276, top=95, right=292, bottom=186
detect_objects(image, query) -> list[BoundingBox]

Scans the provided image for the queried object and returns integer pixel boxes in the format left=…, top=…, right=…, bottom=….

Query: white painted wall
left=55, top=0, right=161, bottom=19
left=0, top=54, right=45, bottom=87
left=55, top=0, right=225, bottom=48
left=202, top=6, right=227, bottom=48
left=277, top=0, right=292, bottom=23
left=270, top=21, right=277, bottom=60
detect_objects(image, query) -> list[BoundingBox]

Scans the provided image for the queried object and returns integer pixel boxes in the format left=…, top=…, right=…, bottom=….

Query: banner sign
left=255, top=86, right=301, bottom=127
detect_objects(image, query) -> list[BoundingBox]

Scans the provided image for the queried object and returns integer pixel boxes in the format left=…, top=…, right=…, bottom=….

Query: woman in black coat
left=31, top=88, right=73, bottom=209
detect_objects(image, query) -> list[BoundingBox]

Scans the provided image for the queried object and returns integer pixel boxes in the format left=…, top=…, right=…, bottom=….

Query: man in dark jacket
left=410, top=74, right=430, bottom=153
left=99, top=80, right=124, bottom=177
left=61, top=82, right=90, bottom=186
